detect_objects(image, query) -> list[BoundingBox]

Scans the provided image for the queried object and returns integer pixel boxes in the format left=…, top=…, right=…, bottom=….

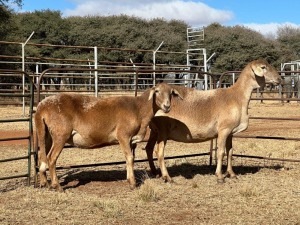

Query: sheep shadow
left=165, top=163, right=282, bottom=179
left=60, top=169, right=128, bottom=190
left=59, top=163, right=282, bottom=190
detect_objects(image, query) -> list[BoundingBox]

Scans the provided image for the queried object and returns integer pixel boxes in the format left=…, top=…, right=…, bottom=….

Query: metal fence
left=32, top=68, right=300, bottom=186
left=1, top=66, right=300, bottom=187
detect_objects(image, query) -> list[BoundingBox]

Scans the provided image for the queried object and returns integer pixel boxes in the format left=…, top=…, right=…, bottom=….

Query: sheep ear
left=252, top=64, right=266, bottom=77
left=148, top=88, right=155, bottom=101
left=172, top=89, right=183, bottom=100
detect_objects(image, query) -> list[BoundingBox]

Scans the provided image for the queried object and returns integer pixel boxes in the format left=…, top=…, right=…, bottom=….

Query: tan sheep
left=35, top=83, right=182, bottom=191
left=145, top=59, right=282, bottom=183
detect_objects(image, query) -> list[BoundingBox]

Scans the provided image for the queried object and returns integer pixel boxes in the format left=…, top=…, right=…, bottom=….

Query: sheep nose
left=163, top=104, right=170, bottom=112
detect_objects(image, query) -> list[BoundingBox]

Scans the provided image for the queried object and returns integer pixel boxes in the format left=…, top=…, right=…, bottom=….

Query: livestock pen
left=0, top=67, right=300, bottom=224
left=1, top=67, right=300, bottom=183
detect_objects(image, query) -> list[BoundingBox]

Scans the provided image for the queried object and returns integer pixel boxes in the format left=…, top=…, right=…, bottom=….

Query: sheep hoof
left=162, top=176, right=173, bottom=183
left=40, top=182, right=49, bottom=189
left=153, top=170, right=162, bottom=178
left=49, top=182, right=64, bottom=192
left=230, top=176, right=238, bottom=180
left=230, top=175, right=238, bottom=179
left=49, top=185, right=64, bottom=192
left=224, top=171, right=237, bottom=179
left=225, top=171, right=237, bottom=179
left=168, top=179, right=174, bottom=184
left=129, top=184, right=136, bottom=190
left=217, top=178, right=225, bottom=184
left=223, top=171, right=230, bottom=178
left=128, top=179, right=137, bottom=190
left=57, top=187, right=64, bottom=193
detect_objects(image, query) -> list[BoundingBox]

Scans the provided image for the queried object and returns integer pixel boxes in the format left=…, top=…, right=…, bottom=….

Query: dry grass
left=138, top=178, right=160, bottom=203
left=0, top=102, right=300, bottom=224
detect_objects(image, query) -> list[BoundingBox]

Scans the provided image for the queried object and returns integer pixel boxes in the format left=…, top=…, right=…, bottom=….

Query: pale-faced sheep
left=35, top=83, right=182, bottom=191
left=145, top=59, right=282, bottom=183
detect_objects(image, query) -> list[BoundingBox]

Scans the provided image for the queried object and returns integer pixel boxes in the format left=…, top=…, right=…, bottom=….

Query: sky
left=13, top=0, right=300, bottom=37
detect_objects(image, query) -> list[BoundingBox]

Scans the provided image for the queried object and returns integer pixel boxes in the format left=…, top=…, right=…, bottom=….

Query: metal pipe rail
left=0, top=136, right=30, bottom=142
left=54, top=153, right=210, bottom=171
left=226, top=116, right=300, bottom=164
left=232, top=154, right=300, bottom=163
left=36, top=67, right=219, bottom=103
left=220, top=70, right=300, bottom=83
left=233, top=116, right=300, bottom=142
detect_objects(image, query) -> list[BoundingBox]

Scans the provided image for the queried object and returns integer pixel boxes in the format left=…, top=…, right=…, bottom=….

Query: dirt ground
left=0, top=102, right=300, bottom=225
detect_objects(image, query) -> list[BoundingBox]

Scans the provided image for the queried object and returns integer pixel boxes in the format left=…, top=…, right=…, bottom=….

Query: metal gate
left=0, top=70, right=34, bottom=185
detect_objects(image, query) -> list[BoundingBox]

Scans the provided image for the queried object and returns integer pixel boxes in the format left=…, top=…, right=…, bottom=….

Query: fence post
left=21, top=32, right=34, bottom=116
left=94, top=46, right=98, bottom=97
left=153, top=41, right=164, bottom=86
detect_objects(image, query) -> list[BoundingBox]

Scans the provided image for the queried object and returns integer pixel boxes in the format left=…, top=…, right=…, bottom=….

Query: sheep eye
left=261, top=66, right=266, bottom=69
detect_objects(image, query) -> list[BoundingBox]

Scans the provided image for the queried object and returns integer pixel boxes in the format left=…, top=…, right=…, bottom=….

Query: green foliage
left=13, top=10, right=68, bottom=45
left=277, top=25, right=300, bottom=60
left=0, top=6, right=17, bottom=40
left=65, top=15, right=187, bottom=63
left=5, top=12, right=187, bottom=64
left=204, top=23, right=283, bottom=71
left=0, top=9, right=299, bottom=72
left=0, top=6, right=20, bottom=69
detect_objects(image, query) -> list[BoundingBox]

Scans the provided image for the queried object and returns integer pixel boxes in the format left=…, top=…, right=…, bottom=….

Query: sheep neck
left=231, top=69, right=258, bottom=106
left=136, top=92, right=157, bottom=126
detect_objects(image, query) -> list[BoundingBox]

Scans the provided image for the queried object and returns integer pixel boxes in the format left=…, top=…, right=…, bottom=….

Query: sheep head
left=148, top=83, right=182, bottom=113
left=251, top=59, right=282, bottom=88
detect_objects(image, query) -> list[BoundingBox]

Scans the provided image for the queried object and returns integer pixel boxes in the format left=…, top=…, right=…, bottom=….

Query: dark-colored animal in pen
left=281, top=74, right=300, bottom=102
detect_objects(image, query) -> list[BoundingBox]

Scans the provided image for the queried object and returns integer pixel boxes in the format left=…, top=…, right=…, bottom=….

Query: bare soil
left=0, top=102, right=300, bottom=225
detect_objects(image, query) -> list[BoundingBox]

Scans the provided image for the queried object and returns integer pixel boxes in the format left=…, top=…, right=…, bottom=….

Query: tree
left=11, top=10, right=71, bottom=61
left=13, top=10, right=68, bottom=45
left=0, top=6, right=20, bottom=69
left=3, top=9, right=297, bottom=72
left=66, top=15, right=187, bottom=63
left=204, top=23, right=282, bottom=72
left=0, top=6, right=16, bottom=40
left=276, top=25, right=300, bottom=61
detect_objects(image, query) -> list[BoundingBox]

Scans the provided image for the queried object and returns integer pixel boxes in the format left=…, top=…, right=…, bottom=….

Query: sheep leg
left=156, top=140, right=173, bottom=183
left=38, top=133, right=52, bottom=188
left=225, top=135, right=237, bottom=179
left=119, top=139, right=136, bottom=189
left=215, top=130, right=230, bottom=183
left=47, top=142, right=65, bottom=192
left=38, top=144, right=49, bottom=188
left=144, top=130, right=160, bottom=176
left=38, top=150, right=49, bottom=188
left=131, top=143, right=137, bottom=158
